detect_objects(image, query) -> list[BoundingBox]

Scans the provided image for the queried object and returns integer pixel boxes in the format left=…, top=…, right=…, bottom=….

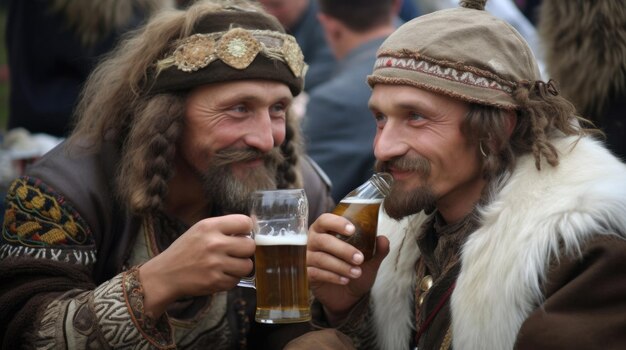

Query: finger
left=223, top=235, right=256, bottom=258
left=307, top=266, right=350, bottom=285
left=197, top=214, right=253, bottom=237
left=311, top=213, right=355, bottom=238
left=307, top=250, right=361, bottom=280
left=309, top=231, right=363, bottom=265
left=207, top=272, right=241, bottom=293
left=369, top=235, right=390, bottom=268
left=222, top=256, right=255, bottom=278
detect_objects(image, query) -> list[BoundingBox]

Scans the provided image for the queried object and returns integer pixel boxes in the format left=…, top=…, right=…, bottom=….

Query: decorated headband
left=156, top=27, right=306, bottom=78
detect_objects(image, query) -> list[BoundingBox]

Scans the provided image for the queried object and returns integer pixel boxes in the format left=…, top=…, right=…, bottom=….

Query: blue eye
left=374, top=113, right=387, bottom=127
left=270, top=103, right=287, bottom=116
left=269, top=104, right=288, bottom=122
left=231, top=104, right=248, bottom=113
left=408, top=112, right=425, bottom=121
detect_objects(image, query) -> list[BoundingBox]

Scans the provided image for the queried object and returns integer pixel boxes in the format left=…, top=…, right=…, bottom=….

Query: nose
left=374, top=122, right=409, bottom=161
left=243, top=112, right=276, bottom=153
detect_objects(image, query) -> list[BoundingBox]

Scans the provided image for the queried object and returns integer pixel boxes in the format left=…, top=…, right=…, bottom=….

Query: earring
left=479, top=141, right=488, bottom=158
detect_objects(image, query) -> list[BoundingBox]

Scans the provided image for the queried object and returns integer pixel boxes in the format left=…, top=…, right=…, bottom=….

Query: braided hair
left=462, top=81, right=602, bottom=180
left=67, top=0, right=304, bottom=214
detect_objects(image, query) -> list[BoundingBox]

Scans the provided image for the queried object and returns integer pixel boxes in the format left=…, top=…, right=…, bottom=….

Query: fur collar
left=50, top=0, right=173, bottom=46
left=370, top=136, right=626, bottom=349
left=371, top=212, right=429, bottom=350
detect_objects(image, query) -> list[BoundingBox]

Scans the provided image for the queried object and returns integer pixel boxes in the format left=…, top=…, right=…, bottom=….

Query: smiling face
left=369, top=84, right=486, bottom=223
left=178, top=79, right=293, bottom=214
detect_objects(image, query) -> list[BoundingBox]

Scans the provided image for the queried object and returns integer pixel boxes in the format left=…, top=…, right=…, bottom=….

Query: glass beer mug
left=332, top=172, right=393, bottom=260
left=238, top=189, right=311, bottom=324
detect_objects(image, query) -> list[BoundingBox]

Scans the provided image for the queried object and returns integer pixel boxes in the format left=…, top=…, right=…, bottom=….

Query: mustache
left=375, top=155, right=430, bottom=176
left=211, top=147, right=285, bottom=168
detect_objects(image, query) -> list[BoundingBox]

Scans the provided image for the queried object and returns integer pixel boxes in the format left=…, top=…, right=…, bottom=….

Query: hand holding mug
left=138, top=214, right=255, bottom=318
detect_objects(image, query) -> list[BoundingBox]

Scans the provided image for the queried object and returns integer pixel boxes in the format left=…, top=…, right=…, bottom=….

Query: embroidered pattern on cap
left=375, top=56, right=514, bottom=94
left=157, top=28, right=305, bottom=77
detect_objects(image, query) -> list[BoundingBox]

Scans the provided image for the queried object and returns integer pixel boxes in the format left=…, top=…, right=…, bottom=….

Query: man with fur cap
left=0, top=0, right=334, bottom=348
left=298, top=0, right=626, bottom=349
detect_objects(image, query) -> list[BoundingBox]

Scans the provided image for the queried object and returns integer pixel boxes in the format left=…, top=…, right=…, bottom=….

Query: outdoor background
left=0, top=8, right=7, bottom=132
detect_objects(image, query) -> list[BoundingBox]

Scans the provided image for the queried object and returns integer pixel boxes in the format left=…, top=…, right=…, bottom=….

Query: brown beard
left=202, top=147, right=285, bottom=214
left=375, top=155, right=437, bottom=220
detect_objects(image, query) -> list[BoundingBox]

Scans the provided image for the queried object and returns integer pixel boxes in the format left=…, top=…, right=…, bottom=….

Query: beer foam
left=255, top=233, right=307, bottom=246
left=340, top=198, right=383, bottom=204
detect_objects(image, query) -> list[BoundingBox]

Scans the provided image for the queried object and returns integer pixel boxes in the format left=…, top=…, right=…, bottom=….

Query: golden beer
left=332, top=198, right=382, bottom=261
left=254, top=233, right=310, bottom=323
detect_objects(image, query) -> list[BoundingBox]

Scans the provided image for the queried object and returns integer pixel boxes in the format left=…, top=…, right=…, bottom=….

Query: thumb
left=371, top=235, right=390, bottom=267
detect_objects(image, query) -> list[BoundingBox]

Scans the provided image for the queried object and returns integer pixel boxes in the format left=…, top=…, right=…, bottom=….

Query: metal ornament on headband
left=156, top=27, right=306, bottom=78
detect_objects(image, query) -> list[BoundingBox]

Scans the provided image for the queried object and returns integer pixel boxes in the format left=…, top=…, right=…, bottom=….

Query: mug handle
left=237, top=276, right=255, bottom=289
left=236, top=231, right=255, bottom=289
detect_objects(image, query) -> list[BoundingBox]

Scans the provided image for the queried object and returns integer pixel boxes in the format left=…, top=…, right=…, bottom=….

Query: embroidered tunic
left=0, top=140, right=334, bottom=349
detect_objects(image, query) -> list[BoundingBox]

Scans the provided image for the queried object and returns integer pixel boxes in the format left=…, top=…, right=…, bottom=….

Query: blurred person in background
left=538, top=0, right=626, bottom=160
left=6, top=0, right=173, bottom=138
left=302, top=0, right=396, bottom=202
left=257, top=0, right=335, bottom=92
left=414, top=0, right=545, bottom=77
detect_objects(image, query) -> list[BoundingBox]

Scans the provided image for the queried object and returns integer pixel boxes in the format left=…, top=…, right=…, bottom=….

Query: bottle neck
left=370, top=172, right=392, bottom=197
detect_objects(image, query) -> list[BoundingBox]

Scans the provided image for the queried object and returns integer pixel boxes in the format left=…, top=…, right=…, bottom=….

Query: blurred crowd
left=0, top=0, right=625, bottom=348
left=2, top=0, right=624, bottom=207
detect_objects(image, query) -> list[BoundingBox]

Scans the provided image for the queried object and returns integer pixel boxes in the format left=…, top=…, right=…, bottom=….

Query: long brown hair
left=462, top=83, right=602, bottom=179
left=67, top=0, right=303, bottom=214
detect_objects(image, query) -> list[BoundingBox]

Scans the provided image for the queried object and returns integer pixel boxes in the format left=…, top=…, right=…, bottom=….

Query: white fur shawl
left=370, top=136, right=626, bottom=350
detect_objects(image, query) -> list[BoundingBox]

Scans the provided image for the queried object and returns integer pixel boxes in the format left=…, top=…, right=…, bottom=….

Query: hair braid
left=117, top=94, right=185, bottom=213
left=276, top=111, right=303, bottom=189
left=511, top=80, right=590, bottom=170
left=464, top=77, right=601, bottom=178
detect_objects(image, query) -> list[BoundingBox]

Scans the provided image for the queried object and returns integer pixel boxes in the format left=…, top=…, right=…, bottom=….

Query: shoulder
left=26, top=141, right=122, bottom=233
left=1, top=175, right=96, bottom=265
left=544, top=234, right=626, bottom=297
left=514, top=234, right=626, bottom=349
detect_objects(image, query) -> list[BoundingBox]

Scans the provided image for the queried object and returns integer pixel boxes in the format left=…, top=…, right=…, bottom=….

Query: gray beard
left=200, top=147, right=283, bottom=214
left=202, top=163, right=278, bottom=214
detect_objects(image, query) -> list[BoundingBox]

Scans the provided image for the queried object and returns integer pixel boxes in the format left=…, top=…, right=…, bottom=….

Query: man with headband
left=301, top=0, right=626, bottom=349
left=0, top=1, right=334, bottom=348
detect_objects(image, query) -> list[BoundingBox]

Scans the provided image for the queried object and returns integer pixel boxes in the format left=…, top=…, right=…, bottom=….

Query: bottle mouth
left=371, top=172, right=393, bottom=196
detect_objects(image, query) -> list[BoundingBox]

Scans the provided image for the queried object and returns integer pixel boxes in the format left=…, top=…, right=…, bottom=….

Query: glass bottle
left=331, top=172, right=393, bottom=260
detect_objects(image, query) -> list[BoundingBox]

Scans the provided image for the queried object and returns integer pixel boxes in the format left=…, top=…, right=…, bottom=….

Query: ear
left=317, top=12, right=341, bottom=41
left=504, top=110, right=517, bottom=138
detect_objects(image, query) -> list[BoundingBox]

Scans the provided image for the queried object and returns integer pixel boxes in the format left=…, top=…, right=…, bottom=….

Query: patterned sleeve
left=0, top=177, right=174, bottom=348
left=2, top=177, right=96, bottom=263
